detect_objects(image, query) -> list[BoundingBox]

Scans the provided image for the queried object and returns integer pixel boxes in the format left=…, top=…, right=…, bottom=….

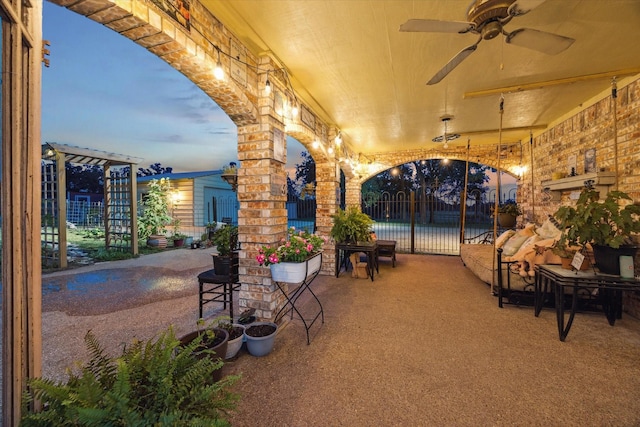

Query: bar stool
left=197, top=253, right=240, bottom=319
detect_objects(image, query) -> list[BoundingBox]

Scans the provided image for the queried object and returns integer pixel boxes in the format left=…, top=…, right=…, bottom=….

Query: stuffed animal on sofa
left=522, top=239, right=562, bottom=277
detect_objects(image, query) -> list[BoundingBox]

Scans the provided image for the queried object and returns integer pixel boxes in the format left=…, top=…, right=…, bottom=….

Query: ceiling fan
left=400, top=0, right=575, bottom=85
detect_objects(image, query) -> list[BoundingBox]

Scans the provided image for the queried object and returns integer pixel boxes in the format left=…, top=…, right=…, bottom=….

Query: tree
left=288, top=151, right=316, bottom=200
left=137, top=163, right=173, bottom=177
left=65, top=163, right=104, bottom=194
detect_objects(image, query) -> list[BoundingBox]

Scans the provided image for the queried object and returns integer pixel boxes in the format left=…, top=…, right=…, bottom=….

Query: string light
left=264, top=75, right=271, bottom=95
left=214, top=48, right=224, bottom=80
left=335, top=131, right=342, bottom=145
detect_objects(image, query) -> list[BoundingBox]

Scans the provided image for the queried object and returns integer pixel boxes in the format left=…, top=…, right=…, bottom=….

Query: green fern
left=21, top=327, right=240, bottom=426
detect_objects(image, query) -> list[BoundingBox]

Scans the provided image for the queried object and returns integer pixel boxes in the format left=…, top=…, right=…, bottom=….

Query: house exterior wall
left=137, top=174, right=237, bottom=240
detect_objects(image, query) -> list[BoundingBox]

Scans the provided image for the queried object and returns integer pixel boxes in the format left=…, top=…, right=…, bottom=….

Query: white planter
left=269, top=252, right=322, bottom=283
left=224, top=324, right=246, bottom=359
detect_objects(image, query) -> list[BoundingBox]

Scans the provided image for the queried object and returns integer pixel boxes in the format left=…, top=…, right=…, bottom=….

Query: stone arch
left=286, top=123, right=330, bottom=163
left=51, top=0, right=260, bottom=127
left=351, top=144, right=525, bottom=182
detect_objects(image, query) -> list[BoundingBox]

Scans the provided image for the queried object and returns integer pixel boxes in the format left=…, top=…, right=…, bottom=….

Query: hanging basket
left=269, top=252, right=322, bottom=283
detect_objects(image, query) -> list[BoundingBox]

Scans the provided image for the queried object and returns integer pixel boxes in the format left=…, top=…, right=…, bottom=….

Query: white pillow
left=502, top=233, right=532, bottom=256
left=495, top=230, right=516, bottom=248
left=536, top=218, right=562, bottom=240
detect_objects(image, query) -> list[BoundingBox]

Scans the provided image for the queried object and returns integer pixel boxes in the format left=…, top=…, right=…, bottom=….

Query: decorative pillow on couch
left=495, top=230, right=516, bottom=248
left=535, top=217, right=563, bottom=240
left=505, top=235, right=541, bottom=262
left=501, top=224, right=536, bottom=257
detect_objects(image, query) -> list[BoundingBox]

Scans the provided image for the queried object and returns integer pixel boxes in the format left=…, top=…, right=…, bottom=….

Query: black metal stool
left=197, top=254, right=240, bottom=319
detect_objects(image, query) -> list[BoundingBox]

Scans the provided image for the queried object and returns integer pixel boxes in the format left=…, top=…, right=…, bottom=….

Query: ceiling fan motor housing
left=467, top=0, right=515, bottom=36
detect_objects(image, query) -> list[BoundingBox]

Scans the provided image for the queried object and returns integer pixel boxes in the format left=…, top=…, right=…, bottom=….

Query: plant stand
left=272, top=252, right=324, bottom=345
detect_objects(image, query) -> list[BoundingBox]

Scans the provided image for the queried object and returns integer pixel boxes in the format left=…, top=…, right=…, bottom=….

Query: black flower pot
left=213, top=255, right=231, bottom=276
left=592, top=244, right=638, bottom=275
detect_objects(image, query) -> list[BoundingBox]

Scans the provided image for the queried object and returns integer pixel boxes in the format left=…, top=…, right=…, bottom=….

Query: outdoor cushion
left=502, top=227, right=535, bottom=257
left=495, top=230, right=516, bottom=249
left=535, top=218, right=563, bottom=239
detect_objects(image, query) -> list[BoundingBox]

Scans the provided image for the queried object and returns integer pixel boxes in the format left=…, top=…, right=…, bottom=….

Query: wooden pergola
left=41, top=143, right=142, bottom=268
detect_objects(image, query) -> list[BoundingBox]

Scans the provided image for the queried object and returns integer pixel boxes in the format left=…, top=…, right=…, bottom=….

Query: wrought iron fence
left=362, top=187, right=516, bottom=255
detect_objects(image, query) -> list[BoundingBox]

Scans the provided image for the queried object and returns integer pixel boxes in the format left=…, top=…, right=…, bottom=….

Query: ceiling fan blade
left=506, top=28, right=575, bottom=55
left=427, top=44, right=478, bottom=85
left=508, top=0, right=547, bottom=17
left=399, top=18, right=474, bottom=34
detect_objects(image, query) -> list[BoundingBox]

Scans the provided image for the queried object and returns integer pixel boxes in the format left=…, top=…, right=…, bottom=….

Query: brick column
left=237, top=121, right=288, bottom=320
left=315, top=157, right=340, bottom=275
left=345, top=178, right=362, bottom=210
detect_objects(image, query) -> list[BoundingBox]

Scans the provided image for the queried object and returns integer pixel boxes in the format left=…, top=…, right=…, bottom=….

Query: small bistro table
left=334, top=241, right=379, bottom=282
left=535, top=264, right=640, bottom=341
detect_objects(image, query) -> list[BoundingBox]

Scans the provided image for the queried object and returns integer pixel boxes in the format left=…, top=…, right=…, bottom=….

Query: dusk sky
left=42, top=2, right=306, bottom=173
left=41, top=3, right=512, bottom=190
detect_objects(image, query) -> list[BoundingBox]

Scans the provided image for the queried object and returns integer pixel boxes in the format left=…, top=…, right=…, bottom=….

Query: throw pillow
left=495, top=230, right=516, bottom=248
left=505, top=235, right=541, bottom=262
left=535, top=218, right=562, bottom=239
left=502, top=232, right=532, bottom=257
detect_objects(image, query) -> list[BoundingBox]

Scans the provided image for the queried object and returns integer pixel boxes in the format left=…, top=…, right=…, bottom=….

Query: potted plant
left=179, top=318, right=230, bottom=382
left=244, top=321, right=278, bottom=357
left=256, top=226, right=326, bottom=282
left=495, top=199, right=522, bottom=228
left=138, top=177, right=172, bottom=248
left=217, top=317, right=246, bottom=359
left=170, top=218, right=187, bottom=247
left=221, top=162, right=238, bottom=191
left=550, top=238, right=590, bottom=270
left=21, top=328, right=239, bottom=425
left=212, top=223, right=239, bottom=276
left=205, top=221, right=217, bottom=240
left=554, top=187, right=640, bottom=274
left=330, top=206, right=374, bottom=244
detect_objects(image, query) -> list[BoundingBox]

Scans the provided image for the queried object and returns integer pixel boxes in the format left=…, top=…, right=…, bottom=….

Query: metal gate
left=362, top=187, right=512, bottom=255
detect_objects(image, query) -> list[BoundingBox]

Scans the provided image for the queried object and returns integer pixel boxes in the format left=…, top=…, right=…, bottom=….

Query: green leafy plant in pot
left=330, top=206, right=374, bottom=244
left=21, top=327, right=239, bottom=425
left=553, top=186, right=640, bottom=274
left=138, top=177, right=172, bottom=248
left=494, top=199, right=522, bottom=228
left=212, top=223, right=239, bottom=276
left=179, top=318, right=230, bottom=382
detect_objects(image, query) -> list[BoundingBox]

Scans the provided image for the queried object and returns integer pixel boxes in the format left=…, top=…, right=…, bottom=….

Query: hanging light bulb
left=264, top=76, right=271, bottom=95
left=335, top=131, right=342, bottom=145
left=443, top=141, right=449, bottom=149
left=214, top=48, right=224, bottom=80
left=291, top=100, right=298, bottom=117
left=214, top=60, right=224, bottom=80
left=312, top=140, right=320, bottom=149
left=328, top=146, right=334, bottom=155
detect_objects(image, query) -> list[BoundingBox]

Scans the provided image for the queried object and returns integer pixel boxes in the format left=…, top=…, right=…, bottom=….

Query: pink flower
left=256, top=254, right=266, bottom=264
left=268, top=254, right=279, bottom=264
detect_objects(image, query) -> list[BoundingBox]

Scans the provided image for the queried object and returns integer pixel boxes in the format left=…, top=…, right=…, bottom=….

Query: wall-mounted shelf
left=541, top=171, right=616, bottom=201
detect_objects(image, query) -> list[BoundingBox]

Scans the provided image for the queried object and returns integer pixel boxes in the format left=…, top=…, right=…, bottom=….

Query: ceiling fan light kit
left=400, top=0, right=576, bottom=85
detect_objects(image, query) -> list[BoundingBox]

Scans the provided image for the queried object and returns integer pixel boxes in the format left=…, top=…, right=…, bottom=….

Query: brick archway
left=50, top=0, right=260, bottom=127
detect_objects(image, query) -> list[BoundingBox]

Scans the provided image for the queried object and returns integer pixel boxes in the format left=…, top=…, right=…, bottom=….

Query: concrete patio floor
left=22, top=249, right=640, bottom=425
